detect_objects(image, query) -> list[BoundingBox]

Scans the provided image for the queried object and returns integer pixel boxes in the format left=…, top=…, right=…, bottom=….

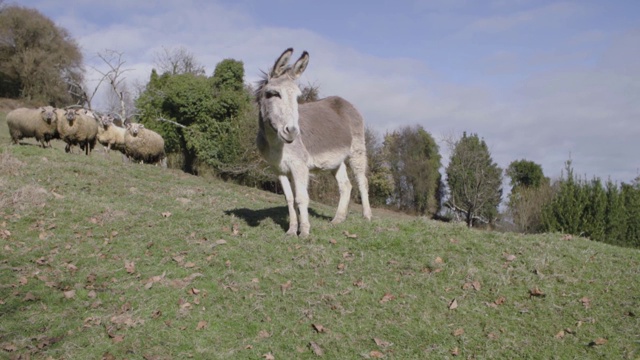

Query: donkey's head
left=256, top=48, right=309, bottom=144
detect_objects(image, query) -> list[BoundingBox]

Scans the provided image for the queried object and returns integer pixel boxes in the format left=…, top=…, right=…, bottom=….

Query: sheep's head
left=64, top=109, right=77, bottom=124
left=126, top=123, right=145, bottom=137
left=99, top=114, right=114, bottom=127
left=40, top=106, right=57, bottom=124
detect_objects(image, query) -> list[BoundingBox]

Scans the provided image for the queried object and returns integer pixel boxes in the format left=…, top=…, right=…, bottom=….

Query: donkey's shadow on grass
left=225, top=206, right=331, bottom=232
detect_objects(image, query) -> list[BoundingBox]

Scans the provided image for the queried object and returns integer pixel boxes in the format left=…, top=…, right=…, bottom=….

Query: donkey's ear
left=271, top=48, right=294, bottom=78
left=290, top=51, right=309, bottom=79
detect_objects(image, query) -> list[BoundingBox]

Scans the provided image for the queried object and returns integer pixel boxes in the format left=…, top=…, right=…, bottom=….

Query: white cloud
left=16, top=0, right=640, bottom=184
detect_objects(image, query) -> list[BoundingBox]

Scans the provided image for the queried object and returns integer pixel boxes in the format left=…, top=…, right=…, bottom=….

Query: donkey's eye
left=265, top=90, right=281, bottom=99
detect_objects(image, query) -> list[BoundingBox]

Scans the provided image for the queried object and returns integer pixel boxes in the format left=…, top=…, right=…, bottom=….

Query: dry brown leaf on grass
left=309, top=341, right=324, bottom=356
left=589, top=338, right=607, bottom=346
left=281, top=280, right=292, bottom=294
left=451, top=347, right=460, bottom=356
left=452, top=328, right=465, bottom=337
left=263, top=352, right=275, bottom=360
left=435, top=256, right=444, bottom=264
left=63, top=290, right=76, bottom=299
left=448, top=298, right=458, bottom=310
left=529, top=287, right=546, bottom=298
left=462, top=281, right=481, bottom=291
left=125, top=261, right=135, bottom=274
left=1, top=343, right=18, bottom=352
left=258, top=330, right=270, bottom=338
left=196, top=321, right=207, bottom=330
left=580, top=296, right=591, bottom=308
left=373, top=338, right=392, bottom=348
left=555, top=330, right=565, bottom=339
left=161, top=212, right=172, bottom=218
left=312, top=324, right=327, bottom=333
left=380, top=293, right=395, bottom=304
left=343, top=230, right=358, bottom=238
left=369, top=350, right=385, bottom=358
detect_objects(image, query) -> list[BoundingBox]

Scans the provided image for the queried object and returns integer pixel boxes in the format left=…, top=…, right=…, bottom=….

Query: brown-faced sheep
left=56, top=108, right=99, bottom=155
left=124, top=123, right=166, bottom=167
left=6, top=106, right=58, bottom=148
left=96, top=114, right=126, bottom=154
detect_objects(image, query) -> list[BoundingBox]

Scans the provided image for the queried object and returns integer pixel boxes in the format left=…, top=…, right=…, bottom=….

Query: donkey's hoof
left=286, top=228, right=298, bottom=236
left=331, top=217, right=346, bottom=225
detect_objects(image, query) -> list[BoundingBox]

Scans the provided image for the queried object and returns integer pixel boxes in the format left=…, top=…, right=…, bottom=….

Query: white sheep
left=56, top=108, right=99, bottom=155
left=124, top=123, right=167, bottom=167
left=6, top=106, right=58, bottom=148
left=96, top=114, right=126, bottom=155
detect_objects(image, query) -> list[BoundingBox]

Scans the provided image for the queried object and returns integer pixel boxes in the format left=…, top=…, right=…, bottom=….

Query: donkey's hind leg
left=348, top=149, right=372, bottom=220
left=332, top=162, right=352, bottom=224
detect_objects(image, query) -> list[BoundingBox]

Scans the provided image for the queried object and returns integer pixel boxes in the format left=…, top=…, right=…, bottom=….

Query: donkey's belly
left=309, top=150, right=349, bottom=171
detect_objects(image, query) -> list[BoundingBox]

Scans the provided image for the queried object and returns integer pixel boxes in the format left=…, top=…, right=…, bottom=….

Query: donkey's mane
left=254, top=67, right=297, bottom=103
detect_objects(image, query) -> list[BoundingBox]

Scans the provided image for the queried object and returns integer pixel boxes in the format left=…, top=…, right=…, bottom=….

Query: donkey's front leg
left=291, top=168, right=311, bottom=237
left=279, top=175, right=298, bottom=235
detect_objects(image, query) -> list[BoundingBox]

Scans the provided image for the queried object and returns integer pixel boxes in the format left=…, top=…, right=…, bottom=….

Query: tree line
left=2, top=4, right=638, bottom=248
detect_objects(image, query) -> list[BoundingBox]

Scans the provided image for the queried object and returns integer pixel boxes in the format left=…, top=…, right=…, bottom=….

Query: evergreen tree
left=384, top=125, right=442, bottom=216
left=604, top=180, right=626, bottom=246
left=542, top=161, right=588, bottom=234
left=582, top=178, right=606, bottom=241
left=622, top=180, right=640, bottom=248
left=445, top=132, right=502, bottom=227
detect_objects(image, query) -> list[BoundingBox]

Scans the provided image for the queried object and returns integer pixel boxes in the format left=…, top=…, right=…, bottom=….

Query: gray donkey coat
left=256, top=48, right=372, bottom=237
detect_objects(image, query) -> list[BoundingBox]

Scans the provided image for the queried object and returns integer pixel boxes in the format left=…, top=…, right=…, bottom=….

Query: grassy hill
left=1, top=108, right=639, bottom=359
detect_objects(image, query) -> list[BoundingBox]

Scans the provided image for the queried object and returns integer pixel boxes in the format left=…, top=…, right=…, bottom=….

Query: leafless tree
left=154, top=46, right=205, bottom=76
left=77, top=49, right=135, bottom=121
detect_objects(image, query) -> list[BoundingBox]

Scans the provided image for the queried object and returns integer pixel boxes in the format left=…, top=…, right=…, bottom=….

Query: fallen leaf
left=329, top=238, right=337, bottom=245
left=353, top=280, right=365, bottom=288
left=1, top=343, right=17, bottom=352
left=309, top=341, right=324, bottom=356
left=102, top=352, right=116, bottom=360
left=452, top=328, right=465, bottom=337
left=589, top=338, right=607, bottom=346
left=373, top=338, right=392, bottom=348
left=369, top=350, right=385, bottom=358
left=263, top=352, right=275, bottom=360
left=451, top=347, right=459, bottom=356
left=494, top=296, right=506, bottom=305
left=555, top=330, right=565, bottom=339
left=529, top=287, right=545, bottom=298
left=312, top=323, right=327, bottom=333
left=504, top=254, right=517, bottom=262
left=434, top=257, right=444, bottom=264
left=161, top=212, right=172, bottom=218
left=258, top=330, right=270, bottom=338
left=580, top=296, right=591, bottom=309
left=343, top=230, right=358, bottom=238
left=196, top=321, right=207, bottom=330
left=111, top=334, right=125, bottom=344
left=232, top=223, right=240, bottom=236
left=63, top=290, right=76, bottom=299
left=472, top=281, right=481, bottom=291
left=561, top=234, right=573, bottom=241
left=448, top=298, right=458, bottom=310
left=125, top=261, right=135, bottom=274
left=280, top=280, right=292, bottom=294
left=380, top=293, right=395, bottom=304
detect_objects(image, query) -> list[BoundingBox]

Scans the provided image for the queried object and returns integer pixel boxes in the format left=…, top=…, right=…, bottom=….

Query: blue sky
left=15, top=0, right=640, bottom=185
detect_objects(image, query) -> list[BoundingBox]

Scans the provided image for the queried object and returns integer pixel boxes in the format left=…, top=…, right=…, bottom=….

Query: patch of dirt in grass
left=7, top=185, right=51, bottom=212
left=0, top=150, right=25, bottom=176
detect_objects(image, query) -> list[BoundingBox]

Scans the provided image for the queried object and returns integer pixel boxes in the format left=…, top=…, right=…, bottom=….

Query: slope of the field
left=1, top=108, right=638, bottom=359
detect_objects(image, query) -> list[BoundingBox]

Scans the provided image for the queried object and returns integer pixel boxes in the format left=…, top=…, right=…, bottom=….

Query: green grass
left=1, top=112, right=639, bottom=359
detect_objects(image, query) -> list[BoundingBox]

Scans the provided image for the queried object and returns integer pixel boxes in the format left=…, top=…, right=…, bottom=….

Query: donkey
left=255, top=48, right=372, bottom=237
